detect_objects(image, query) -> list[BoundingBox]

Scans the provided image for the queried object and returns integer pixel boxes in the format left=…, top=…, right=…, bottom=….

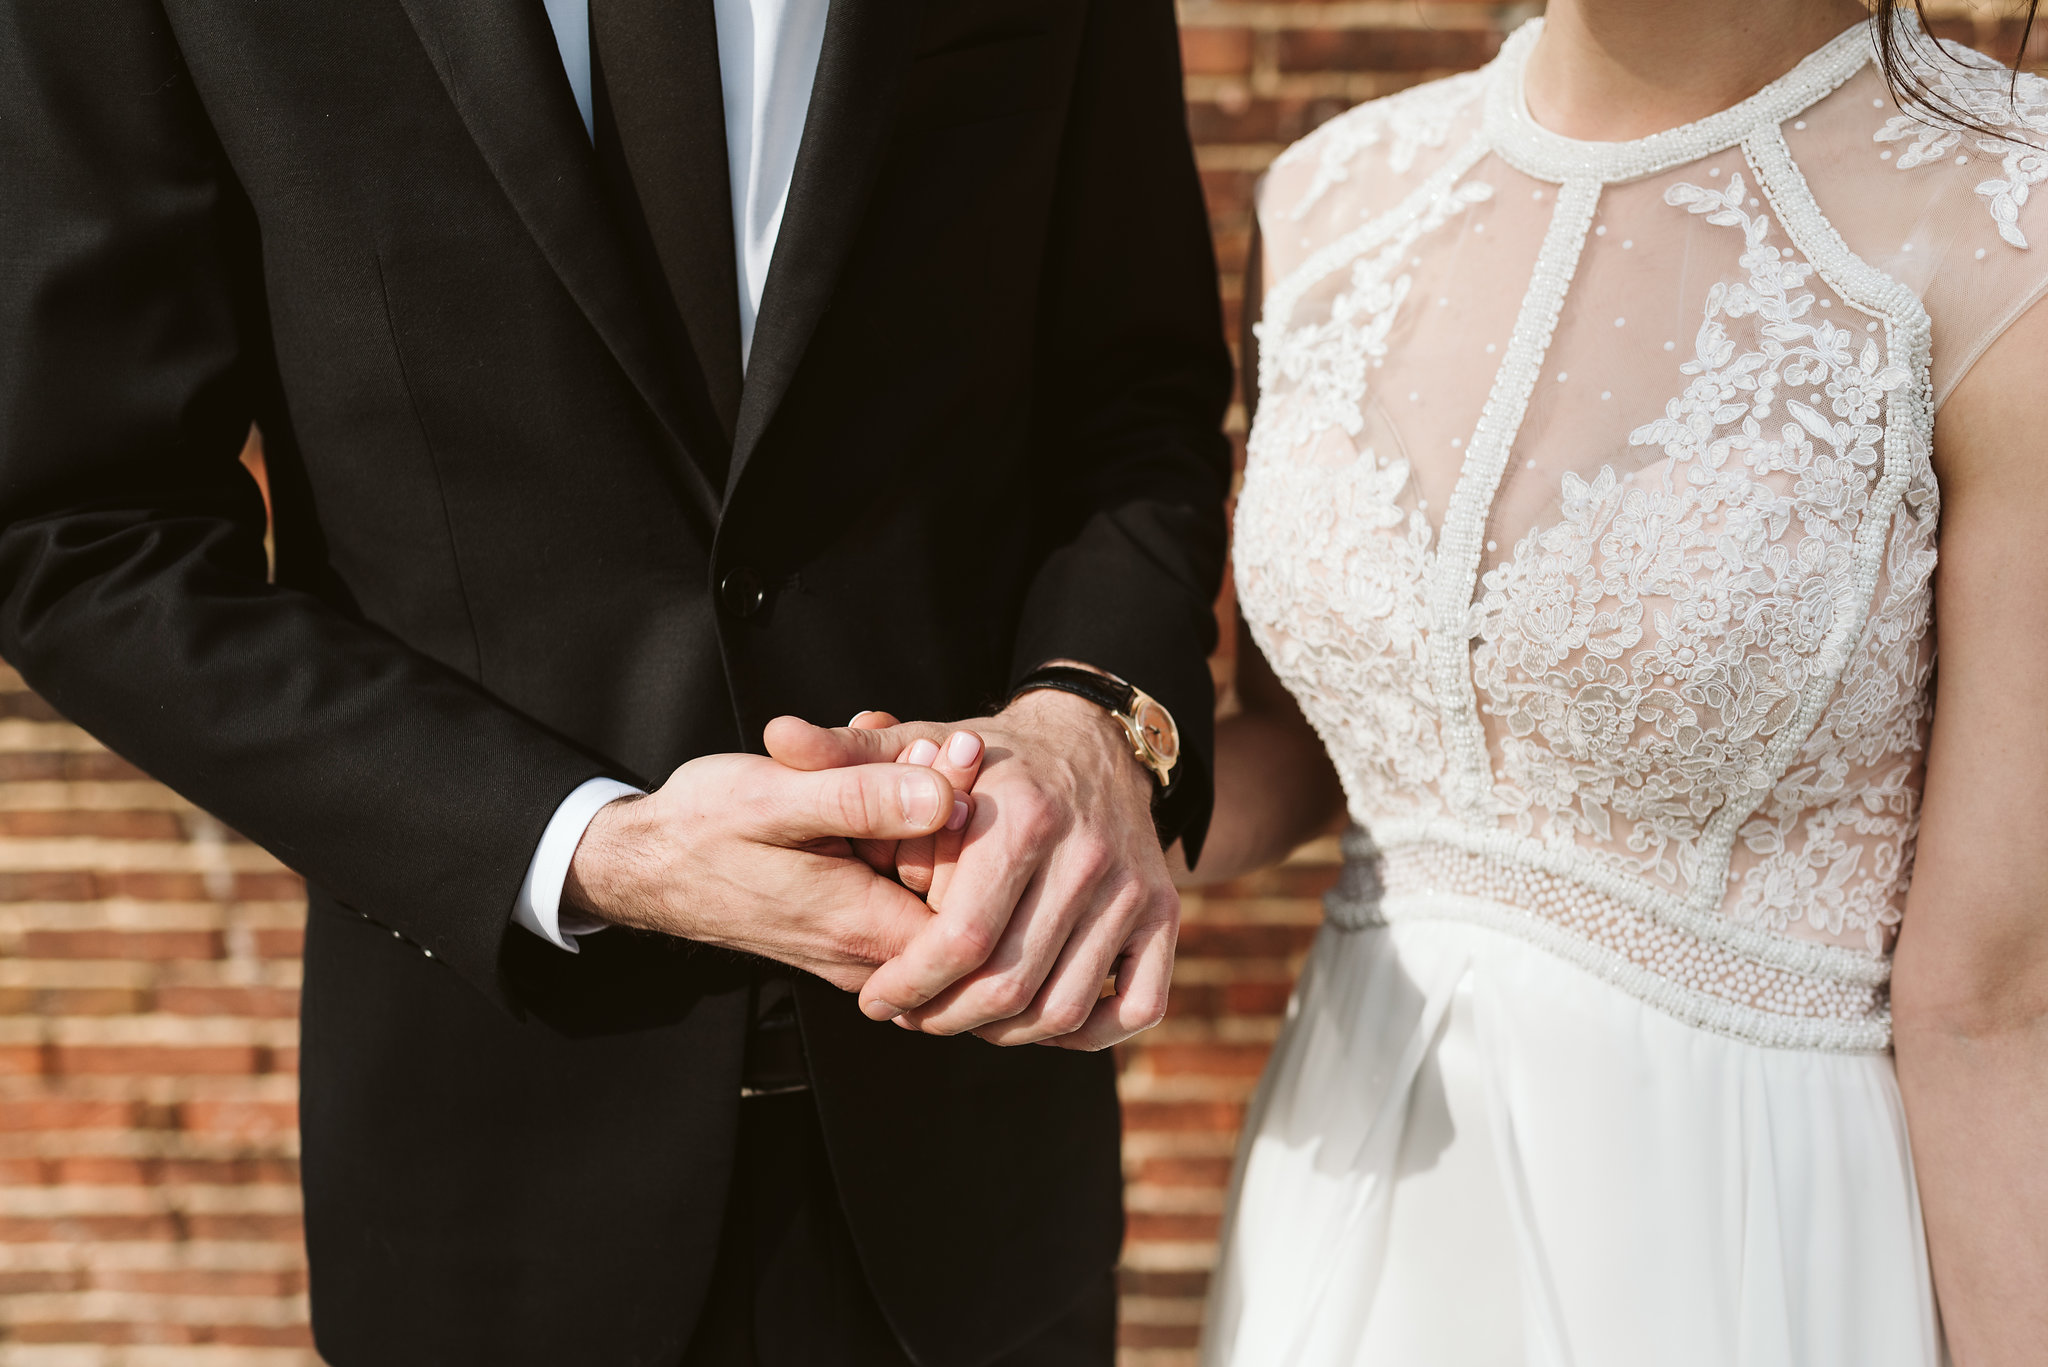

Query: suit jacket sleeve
left=1010, top=0, right=1235, bottom=863
left=0, top=1, right=619, bottom=1009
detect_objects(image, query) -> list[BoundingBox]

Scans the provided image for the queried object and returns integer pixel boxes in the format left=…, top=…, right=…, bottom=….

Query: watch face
left=1134, top=699, right=1179, bottom=768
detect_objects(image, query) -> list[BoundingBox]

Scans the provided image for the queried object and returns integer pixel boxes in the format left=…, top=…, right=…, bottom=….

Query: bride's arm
left=1171, top=615, right=1343, bottom=885
left=1168, top=207, right=1344, bottom=886
left=1893, top=299, right=2048, bottom=1363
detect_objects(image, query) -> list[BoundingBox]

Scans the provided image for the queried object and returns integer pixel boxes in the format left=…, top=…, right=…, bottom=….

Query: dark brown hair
left=1874, top=0, right=2043, bottom=143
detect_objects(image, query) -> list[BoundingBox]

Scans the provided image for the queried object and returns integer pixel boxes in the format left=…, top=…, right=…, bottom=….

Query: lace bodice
left=1236, top=18, right=2048, bottom=1050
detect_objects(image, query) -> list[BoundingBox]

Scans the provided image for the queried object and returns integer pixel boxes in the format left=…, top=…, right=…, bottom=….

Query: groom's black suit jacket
left=0, top=0, right=1231, bottom=1363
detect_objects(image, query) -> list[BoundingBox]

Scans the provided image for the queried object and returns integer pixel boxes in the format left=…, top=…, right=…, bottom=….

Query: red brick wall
left=5, top=5, right=2035, bottom=1364
left=0, top=663, right=310, bottom=1362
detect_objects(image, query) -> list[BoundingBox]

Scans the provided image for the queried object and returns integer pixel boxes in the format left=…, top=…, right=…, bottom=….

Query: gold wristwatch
left=1009, top=664, right=1181, bottom=796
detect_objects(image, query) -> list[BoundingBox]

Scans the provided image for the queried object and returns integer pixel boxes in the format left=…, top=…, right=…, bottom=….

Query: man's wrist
left=1011, top=658, right=1176, bottom=798
left=513, top=778, right=645, bottom=952
left=1002, top=687, right=1155, bottom=809
left=560, top=789, right=655, bottom=927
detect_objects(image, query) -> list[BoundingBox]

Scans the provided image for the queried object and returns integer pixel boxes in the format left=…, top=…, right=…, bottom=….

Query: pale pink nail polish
left=946, top=730, right=982, bottom=767
left=947, top=795, right=970, bottom=831
left=905, top=738, right=940, bottom=766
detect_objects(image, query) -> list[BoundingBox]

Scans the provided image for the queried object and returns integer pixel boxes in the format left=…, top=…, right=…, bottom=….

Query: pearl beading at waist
left=1322, top=830, right=1892, bottom=1053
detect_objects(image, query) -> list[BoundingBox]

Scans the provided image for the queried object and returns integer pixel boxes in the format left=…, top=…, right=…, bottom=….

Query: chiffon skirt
left=1201, top=918, right=1945, bottom=1367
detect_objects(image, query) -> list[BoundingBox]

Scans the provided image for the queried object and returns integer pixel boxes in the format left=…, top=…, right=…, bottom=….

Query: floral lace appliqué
left=1470, top=172, right=1913, bottom=933
left=1235, top=447, right=1446, bottom=825
left=1733, top=462, right=1937, bottom=952
left=1874, top=43, right=2048, bottom=247
left=1252, top=172, right=1492, bottom=470
left=1279, top=71, right=1484, bottom=221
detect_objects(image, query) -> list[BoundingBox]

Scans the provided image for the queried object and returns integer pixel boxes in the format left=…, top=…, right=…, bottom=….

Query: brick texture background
left=2, top=3, right=2040, bottom=1364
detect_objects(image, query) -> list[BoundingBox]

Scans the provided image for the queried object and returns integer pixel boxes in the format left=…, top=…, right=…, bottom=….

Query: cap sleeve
left=1793, top=57, right=2048, bottom=409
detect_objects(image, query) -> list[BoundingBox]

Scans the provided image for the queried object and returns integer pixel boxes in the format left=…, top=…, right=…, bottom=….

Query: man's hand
left=814, top=710, right=980, bottom=897
left=836, top=711, right=985, bottom=895
left=773, top=693, right=1180, bottom=1051
left=560, top=751, right=963, bottom=992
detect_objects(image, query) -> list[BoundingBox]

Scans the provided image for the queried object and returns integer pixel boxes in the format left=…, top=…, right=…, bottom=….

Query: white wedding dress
left=1210, top=16, right=2048, bottom=1366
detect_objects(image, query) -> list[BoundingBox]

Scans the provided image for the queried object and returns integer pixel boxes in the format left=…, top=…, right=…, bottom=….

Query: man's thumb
left=772, top=762, right=957, bottom=842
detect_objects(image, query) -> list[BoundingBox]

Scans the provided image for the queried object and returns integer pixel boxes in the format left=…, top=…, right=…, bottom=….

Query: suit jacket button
left=719, top=568, right=766, bottom=619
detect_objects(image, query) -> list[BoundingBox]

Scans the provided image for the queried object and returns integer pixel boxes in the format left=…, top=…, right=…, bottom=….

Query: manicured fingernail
left=947, top=795, right=970, bottom=831
left=848, top=711, right=874, bottom=727
left=899, top=772, right=942, bottom=825
left=946, top=730, right=982, bottom=767
left=904, top=738, right=940, bottom=766
left=862, top=998, right=903, bottom=1021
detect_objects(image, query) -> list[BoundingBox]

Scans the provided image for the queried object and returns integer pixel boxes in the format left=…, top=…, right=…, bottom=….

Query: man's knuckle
left=1010, top=796, right=1061, bottom=849
left=799, top=789, right=832, bottom=834
left=982, top=977, right=1037, bottom=1019
left=1040, top=1000, right=1090, bottom=1036
left=864, top=778, right=899, bottom=832
left=939, top=920, right=996, bottom=966
left=1140, top=892, right=1182, bottom=934
left=1130, top=988, right=1169, bottom=1032
left=864, top=778, right=897, bottom=836
left=1075, top=840, right=1121, bottom=887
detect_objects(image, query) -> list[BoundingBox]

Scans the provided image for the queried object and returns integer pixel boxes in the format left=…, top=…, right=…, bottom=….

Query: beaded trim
left=1428, top=174, right=1602, bottom=821
left=1482, top=16, right=1875, bottom=186
left=1364, top=815, right=1893, bottom=986
left=1673, top=127, right=1938, bottom=921
left=1326, top=829, right=1893, bottom=1053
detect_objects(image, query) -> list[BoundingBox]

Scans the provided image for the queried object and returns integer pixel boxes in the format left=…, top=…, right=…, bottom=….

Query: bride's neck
left=1523, top=0, right=1874, bottom=140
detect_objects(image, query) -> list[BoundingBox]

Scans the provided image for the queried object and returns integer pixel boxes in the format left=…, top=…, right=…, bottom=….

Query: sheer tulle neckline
left=1486, top=15, right=1876, bottom=184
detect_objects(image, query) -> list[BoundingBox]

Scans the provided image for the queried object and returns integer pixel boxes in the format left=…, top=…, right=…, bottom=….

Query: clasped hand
left=562, top=689, right=1179, bottom=1050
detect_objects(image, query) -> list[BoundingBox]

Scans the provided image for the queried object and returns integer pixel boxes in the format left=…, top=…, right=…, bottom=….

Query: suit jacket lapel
left=725, top=0, right=926, bottom=501
left=394, top=0, right=721, bottom=517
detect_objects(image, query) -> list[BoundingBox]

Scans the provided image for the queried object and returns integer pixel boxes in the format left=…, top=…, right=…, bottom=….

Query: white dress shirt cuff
left=512, top=777, right=645, bottom=952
